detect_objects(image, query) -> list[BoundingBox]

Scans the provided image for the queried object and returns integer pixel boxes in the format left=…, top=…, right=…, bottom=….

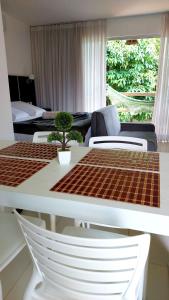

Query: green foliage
left=55, top=112, right=73, bottom=131
left=47, top=132, right=63, bottom=143
left=106, top=38, right=160, bottom=101
left=48, top=112, right=83, bottom=151
left=118, top=111, right=132, bottom=122
left=106, top=38, right=160, bottom=122
left=66, top=130, right=83, bottom=144
left=118, top=111, right=153, bottom=122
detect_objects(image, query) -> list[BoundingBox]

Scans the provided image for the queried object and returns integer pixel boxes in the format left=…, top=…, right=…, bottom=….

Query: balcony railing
left=122, top=92, right=156, bottom=97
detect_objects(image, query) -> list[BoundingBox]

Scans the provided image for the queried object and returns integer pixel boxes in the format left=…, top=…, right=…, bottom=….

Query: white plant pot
left=57, top=149, right=71, bottom=165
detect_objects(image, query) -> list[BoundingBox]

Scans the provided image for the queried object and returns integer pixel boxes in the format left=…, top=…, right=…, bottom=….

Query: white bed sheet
left=12, top=101, right=46, bottom=122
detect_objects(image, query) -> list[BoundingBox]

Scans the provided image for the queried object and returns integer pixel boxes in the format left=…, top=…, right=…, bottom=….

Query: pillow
left=103, top=106, right=121, bottom=135
left=91, top=106, right=121, bottom=136
left=12, top=107, right=30, bottom=122
left=11, top=101, right=46, bottom=118
left=42, top=111, right=59, bottom=119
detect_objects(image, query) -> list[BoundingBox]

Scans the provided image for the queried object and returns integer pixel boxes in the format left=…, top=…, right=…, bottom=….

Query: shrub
left=48, top=112, right=83, bottom=151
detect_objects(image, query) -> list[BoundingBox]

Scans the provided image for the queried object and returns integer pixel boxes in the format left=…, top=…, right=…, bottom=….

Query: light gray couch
left=90, top=105, right=157, bottom=151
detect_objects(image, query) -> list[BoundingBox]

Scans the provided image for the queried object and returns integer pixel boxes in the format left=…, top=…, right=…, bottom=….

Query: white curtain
left=153, top=13, right=169, bottom=142
left=31, top=20, right=106, bottom=112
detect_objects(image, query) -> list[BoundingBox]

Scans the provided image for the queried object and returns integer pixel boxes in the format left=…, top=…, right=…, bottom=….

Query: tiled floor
left=158, top=142, right=169, bottom=152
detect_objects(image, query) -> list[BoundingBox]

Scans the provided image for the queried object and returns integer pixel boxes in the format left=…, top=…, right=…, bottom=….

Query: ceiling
left=1, top=0, right=169, bottom=25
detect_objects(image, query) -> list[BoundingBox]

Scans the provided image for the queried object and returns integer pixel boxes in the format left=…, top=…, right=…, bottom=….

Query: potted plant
left=47, top=112, right=83, bottom=165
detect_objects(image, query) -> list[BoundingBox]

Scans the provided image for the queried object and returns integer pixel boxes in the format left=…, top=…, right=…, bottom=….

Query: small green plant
left=47, top=112, right=83, bottom=151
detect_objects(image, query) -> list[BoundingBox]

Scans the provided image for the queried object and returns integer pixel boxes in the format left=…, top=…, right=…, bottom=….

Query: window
left=106, top=38, right=160, bottom=122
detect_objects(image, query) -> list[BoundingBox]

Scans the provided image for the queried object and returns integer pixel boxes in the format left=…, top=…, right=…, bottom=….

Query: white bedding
left=12, top=107, right=30, bottom=122
left=12, top=101, right=46, bottom=122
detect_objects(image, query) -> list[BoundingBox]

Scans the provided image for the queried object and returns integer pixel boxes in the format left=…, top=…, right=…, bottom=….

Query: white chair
left=33, top=131, right=78, bottom=231
left=0, top=210, right=45, bottom=300
left=33, top=131, right=58, bottom=231
left=14, top=210, right=150, bottom=300
left=78, top=136, right=148, bottom=229
left=33, top=131, right=79, bottom=146
left=33, top=131, right=53, bottom=143
left=89, top=136, right=148, bottom=151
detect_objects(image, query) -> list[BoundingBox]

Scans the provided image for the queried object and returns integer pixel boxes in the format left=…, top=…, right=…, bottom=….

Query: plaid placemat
left=79, top=149, right=159, bottom=172
left=0, top=142, right=58, bottom=160
left=51, top=164, right=160, bottom=207
left=0, top=157, right=48, bottom=187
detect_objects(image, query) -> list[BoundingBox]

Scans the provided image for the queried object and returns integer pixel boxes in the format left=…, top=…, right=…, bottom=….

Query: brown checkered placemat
left=51, top=164, right=160, bottom=207
left=0, top=142, right=58, bottom=160
left=0, top=157, right=48, bottom=187
left=79, top=149, right=159, bottom=172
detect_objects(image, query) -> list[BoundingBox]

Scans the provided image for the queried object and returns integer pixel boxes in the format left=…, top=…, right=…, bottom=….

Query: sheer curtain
left=31, top=20, right=106, bottom=112
left=80, top=21, right=106, bottom=112
left=153, top=13, right=169, bottom=142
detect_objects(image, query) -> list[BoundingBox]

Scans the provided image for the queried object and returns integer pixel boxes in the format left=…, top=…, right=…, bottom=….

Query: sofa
left=90, top=105, right=157, bottom=151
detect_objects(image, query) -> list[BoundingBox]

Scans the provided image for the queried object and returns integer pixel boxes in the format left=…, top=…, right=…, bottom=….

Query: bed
left=13, top=112, right=91, bottom=139
left=8, top=75, right=91, bottom=140
left=9, top=75, right=91, bottom=140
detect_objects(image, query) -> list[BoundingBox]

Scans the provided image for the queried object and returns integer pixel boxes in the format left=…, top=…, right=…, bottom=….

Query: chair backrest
left=89, top=136, right=148, bottom=151
left=15, top=210, right=150, bottom=300
left=33, top=131, right=79, bottom=146
left=33, top=131, right=52, bottom=143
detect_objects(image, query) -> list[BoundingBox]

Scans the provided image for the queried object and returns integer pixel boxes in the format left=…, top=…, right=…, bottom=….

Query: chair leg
left=137, top=271, right=144, bottom=300
left=74, top=220, right=83, bottom=227
left=137, top=258, right=149, bottom=300
left=0, top=280, right=3, bottom=300
left=23, top=266, right=42, bottom=300
left=84, top=222, right=90, bottom=229
left=74, top=220, right=90, bottom=228
left=50, top=215, right=56, bottom=231
left=37, top=212, right=41, bottom=219
left=142, top=259, right=149, bottom=300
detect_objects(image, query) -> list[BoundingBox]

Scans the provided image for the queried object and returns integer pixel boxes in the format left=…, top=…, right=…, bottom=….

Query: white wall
left=107, top=14, right=162, bottom=39
left=2, top=13, right=162, bottom=77
left=0, top=5, right=14, bottom=140
left=3, top=13, right=32, bottom=76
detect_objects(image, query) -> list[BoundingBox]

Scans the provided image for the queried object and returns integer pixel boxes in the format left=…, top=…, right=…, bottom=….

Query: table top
left=0, top=140, right=169, bottom=236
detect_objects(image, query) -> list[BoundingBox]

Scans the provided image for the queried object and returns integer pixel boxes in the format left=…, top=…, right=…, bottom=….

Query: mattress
left=13, top=113, right=91, bottom=139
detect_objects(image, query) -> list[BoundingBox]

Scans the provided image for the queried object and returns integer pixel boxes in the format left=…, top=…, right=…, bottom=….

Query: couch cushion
left=91, top=106, right=121, bottom=136
left=119, top=131, right=157, bottom=151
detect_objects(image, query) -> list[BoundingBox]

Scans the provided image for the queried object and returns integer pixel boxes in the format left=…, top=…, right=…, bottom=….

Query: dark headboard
left=8, top=75, right=36, bottom=106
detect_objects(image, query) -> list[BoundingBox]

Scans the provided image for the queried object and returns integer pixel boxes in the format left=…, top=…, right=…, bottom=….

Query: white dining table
left=0, top=140, right=169, bottom=236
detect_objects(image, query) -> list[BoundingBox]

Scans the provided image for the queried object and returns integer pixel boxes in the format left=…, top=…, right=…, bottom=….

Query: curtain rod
left=31, top=18, right=106, bottom=30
